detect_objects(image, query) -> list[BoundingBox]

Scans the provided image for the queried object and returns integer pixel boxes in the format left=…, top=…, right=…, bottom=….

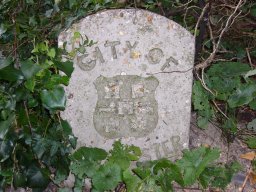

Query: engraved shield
left=93, top=75, right=159, bottom=139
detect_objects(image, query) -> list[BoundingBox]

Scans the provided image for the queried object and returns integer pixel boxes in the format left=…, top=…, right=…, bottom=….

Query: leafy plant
left=192, top=61, right=256, bottom=144
left=0, top=0, right=122, bottom=189
left=0, top=0, right=253, bottom=190
left=69, top=141, right=241, bottom=191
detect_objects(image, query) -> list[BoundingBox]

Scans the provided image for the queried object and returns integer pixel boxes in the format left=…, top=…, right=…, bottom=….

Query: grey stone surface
left=58, top=9, right=195, bottom=160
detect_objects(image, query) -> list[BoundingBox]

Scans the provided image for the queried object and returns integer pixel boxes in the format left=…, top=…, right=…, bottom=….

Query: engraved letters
left=152, top=136, right=181, bottom=159
left=104, top=40, right=121, bottom=59
left=75, top=40, right=179, bottom=71
left=126, top=41, right=139, bottom=58
left=147, top=48, right=164, bottom=64
left=77, top=46, right=105, bottom=71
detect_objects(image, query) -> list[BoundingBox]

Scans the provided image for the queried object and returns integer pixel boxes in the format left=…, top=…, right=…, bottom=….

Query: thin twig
left=213, top=57, right=238, bottom=62
left=196, top=68, right=215, bottom=95
left=7, top=40, right=29, bottom=58
left=156, top=0, right=165, bottom=16
left=183, top=5, right=201, bottom=28
left=239, top=167, right=252, bottom=192
left=174, top=0, right=193, bottom=8
left=195, top=0, right=246, bottom=70
left=23, top=101, right=33, bottom=134
left=246, top=48, right=253, bottom=69
left=212, top=100, right=229, bottom=119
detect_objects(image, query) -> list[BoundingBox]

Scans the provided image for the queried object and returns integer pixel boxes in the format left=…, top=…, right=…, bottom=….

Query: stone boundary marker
left=59, top=9, right=195, bottom=160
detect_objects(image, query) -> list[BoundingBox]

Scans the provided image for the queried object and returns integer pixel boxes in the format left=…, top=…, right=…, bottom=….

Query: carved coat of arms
left=93, top=75, right=159, bottom=139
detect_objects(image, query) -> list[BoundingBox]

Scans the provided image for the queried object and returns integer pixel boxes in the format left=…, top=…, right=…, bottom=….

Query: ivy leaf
left=60, top=120, right=77, bottom=148
left=60, top=120, right=72, bottom=136
left=0, top=114, right=14, bottom=139
left=55, top=60, right=74, bottom=77
left=47, top=48, right=56, bottom=58
left=26, top=164, right=50, bottom=189
left=29, top=16, right=37, bottom=27
left=92, top=163, right=122, bottom=191
left=21, top=60, right=42, bottom=79
left=50, top=141, right=59, bottom=157
left=228, top=84, right=256, bottom=108
left=32, top=136, right=47, bottom=159
left=24, top=78, right=36, bottom=92
left=40, top=86, right=66, bottom=111
left=45, top=9, right=53, bottom=18
left=0, top=65, right=23, bottom=81
left=0, top=140, right=13, bottom=163
left=0, top=23, right=7, bottom=37
left=45, top=75, right=69, bottom=89
left=54, top=167, right=69, bottom=185
left=13, top=172, right=27, bottom=187
left=0, top=57, right=12, bottom=70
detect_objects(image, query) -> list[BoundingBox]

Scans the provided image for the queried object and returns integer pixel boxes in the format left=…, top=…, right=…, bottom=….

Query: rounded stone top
left=59, top=9, right=194, bottom=160
left=58, top=9, right=195, bottom=75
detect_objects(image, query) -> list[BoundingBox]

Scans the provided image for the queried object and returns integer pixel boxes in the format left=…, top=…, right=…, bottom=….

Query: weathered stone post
left=59, top=9, right=195, bottom=160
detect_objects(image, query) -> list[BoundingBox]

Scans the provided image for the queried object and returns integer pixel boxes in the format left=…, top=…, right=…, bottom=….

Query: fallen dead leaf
left=240, top=151, right=256, bottom=161
left=249, top=172, right=256, bottom=185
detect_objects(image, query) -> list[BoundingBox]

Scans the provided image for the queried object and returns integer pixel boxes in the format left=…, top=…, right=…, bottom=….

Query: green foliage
left=176, top=147, right=220, bottom=186
left=192, top=61, right=256, bottom=143
left=108, top=140, right=141, bottom=170
left=245, top=137, right=256, bottom=149
left=0, top=0, right=251, bottom=190
left=199, top=161, right=242, bottom=189
left=192, top=81, right=213, bottom=129
left=70, top=142, right=241, bottom=191
left=92, top=163, right=122, bottom=191
left=0, top=0, right=122, bottom=189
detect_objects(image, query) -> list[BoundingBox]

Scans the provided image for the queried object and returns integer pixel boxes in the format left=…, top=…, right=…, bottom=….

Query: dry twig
left=246, top=48, right=253, bottom=69
left=195, top=0, right=246, bottom=70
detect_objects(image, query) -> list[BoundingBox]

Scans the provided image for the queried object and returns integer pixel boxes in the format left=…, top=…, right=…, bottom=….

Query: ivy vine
left=1, top=0, right=255, bottom=191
